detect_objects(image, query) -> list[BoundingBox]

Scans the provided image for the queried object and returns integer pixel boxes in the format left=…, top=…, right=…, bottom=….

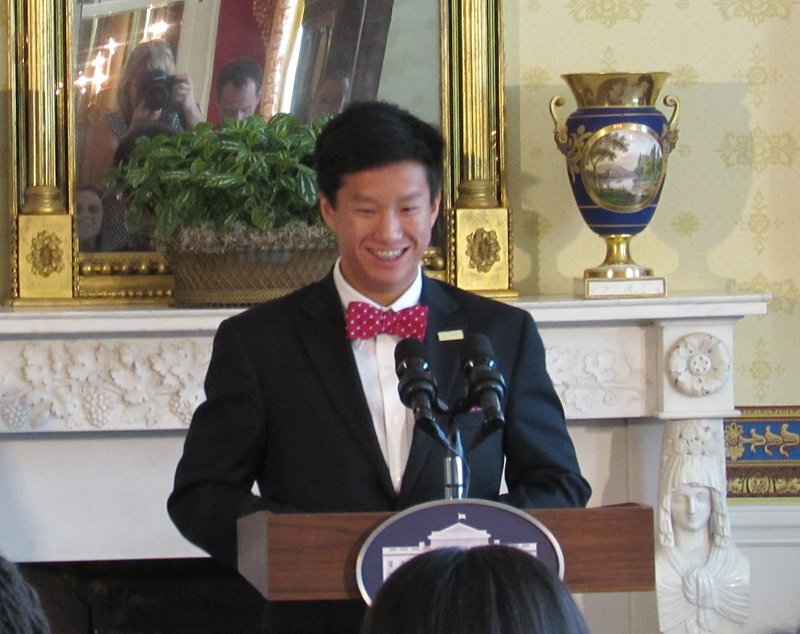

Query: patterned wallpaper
left=505, top=0, right=799, bottom=405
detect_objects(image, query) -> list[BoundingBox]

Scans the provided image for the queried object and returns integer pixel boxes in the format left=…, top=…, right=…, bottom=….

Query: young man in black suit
left=168, top=101, right=591, bottom=632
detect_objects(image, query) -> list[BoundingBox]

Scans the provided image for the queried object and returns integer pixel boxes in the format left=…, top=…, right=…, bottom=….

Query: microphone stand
left=432, top=405, right=502, bottom=501
left=402, top=401, right=506, bottom=499
left=437, top=400, right=505, bottom=500
left=443, top=423, right=467, bottom=500
left=410, top=399, right=468, bottom=500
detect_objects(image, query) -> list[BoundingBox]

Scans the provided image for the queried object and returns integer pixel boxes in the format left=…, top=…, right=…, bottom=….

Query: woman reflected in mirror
left=79, top=39, right=203, bottom=191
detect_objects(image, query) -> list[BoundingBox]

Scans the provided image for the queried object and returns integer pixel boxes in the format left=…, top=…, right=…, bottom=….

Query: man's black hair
left=215, top=58, right=263, bottom=98
left=313, top=101, right=444, bottom=204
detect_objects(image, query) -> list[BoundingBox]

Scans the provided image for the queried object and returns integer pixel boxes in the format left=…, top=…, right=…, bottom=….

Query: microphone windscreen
left=464, top=332, right=495, bottom=362
left=394, top=337, right=428, bottom=368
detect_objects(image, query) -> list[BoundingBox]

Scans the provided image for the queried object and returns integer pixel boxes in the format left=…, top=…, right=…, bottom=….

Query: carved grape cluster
left=169, top=394, right=194, bottom=426
left=83, top=391, right=115, bottom=428
left=1, top=402, right=29, bottom=431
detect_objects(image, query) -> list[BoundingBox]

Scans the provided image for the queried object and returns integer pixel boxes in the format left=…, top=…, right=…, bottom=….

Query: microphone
left=395, top=338, right=449, bottom=444
left=395, top=339, right=467, bottom=497
left=462, top=333, right=506, bottom=433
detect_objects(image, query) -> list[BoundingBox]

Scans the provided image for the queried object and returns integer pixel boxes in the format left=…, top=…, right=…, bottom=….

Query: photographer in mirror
left=79, top=39, right=203, bottom=191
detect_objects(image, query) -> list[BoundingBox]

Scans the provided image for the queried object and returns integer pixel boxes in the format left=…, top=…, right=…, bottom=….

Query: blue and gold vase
left=550, top=72, right=679, bottom=295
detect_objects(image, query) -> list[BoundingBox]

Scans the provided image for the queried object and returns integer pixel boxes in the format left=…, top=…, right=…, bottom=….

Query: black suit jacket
left=168, top=273, right=590, bottom=569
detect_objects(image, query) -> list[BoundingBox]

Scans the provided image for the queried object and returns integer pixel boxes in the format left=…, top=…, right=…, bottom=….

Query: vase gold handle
left=549, top=96, right=569, bottom=149
left=663, top=95, right=680, bottom=153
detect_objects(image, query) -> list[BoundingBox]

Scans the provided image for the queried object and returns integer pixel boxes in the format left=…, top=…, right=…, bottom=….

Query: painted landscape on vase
left=582, top=128, right=665, bottom=212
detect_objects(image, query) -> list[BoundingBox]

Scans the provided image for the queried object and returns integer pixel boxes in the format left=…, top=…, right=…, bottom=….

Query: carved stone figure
left=656, top=419, right=749, bottom=633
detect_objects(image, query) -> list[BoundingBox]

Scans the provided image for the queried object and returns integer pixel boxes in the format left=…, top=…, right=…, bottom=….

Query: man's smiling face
left=320, top=160, right=439, bottom=306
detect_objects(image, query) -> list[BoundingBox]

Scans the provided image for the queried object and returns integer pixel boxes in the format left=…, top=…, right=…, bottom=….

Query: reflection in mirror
left=76, top=185, right=104, bottom=251
left=74, top=1, right=198, bottom=253
left=72, top=0, right=439, bottom=256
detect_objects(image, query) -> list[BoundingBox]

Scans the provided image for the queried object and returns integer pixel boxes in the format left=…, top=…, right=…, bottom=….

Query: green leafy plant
left=109, top=113, right=333, bottom=252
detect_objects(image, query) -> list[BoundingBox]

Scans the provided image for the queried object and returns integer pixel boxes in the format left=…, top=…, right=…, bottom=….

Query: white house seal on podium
left=356, top=499, right=564, bottom=604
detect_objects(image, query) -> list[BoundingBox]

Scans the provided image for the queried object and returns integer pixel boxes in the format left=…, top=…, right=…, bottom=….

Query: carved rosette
left=26, top=230, right=65, bottom=277
left=667, top=332, right=731, bottom=397
left=465, top=227, right=501, bottom=273
left=0, top=339, right=211, bottom=432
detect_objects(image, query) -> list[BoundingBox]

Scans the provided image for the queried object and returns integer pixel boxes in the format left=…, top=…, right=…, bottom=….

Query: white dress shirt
left=333, top=259, right=422, bottom=493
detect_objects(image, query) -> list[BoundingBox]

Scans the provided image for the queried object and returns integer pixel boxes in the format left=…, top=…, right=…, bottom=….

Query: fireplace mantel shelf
left=0, top=292, right=770, bottom=336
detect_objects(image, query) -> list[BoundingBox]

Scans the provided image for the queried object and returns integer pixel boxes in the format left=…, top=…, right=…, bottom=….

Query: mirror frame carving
left=7, top=0, right=510, bottom=305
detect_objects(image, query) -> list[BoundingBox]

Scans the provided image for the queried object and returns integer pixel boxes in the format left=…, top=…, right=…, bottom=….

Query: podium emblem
left=356, top=499, right=564, bottom=604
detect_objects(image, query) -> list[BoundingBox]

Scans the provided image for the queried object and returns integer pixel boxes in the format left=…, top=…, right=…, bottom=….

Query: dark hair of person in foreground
left=359, top=545, right=591, bottom=634
left=0, top=554, right=51, bottom=634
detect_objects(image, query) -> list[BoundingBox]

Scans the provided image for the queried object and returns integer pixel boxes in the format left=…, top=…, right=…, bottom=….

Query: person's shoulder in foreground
left=360, top=544, right=591, bottom=634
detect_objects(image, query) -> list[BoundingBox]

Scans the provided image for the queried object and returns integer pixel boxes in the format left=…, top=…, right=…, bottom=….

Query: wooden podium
left=237, top=503, right=654, bottom=601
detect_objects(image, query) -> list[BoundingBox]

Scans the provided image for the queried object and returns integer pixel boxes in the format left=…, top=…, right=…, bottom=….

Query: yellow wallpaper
left=505, top=0, right=800, bottom=405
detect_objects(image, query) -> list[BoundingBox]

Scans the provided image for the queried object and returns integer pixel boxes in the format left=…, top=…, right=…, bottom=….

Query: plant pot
left=166, top=245, right=338, bottom=307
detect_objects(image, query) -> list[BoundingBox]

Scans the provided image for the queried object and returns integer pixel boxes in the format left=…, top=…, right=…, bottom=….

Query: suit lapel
left=295, top=275, right=395, bottom=496
left=423, top=280, right=468, bottom=407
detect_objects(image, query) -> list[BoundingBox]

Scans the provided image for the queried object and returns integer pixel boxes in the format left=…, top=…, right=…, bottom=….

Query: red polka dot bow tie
left=345, top=301, right=428, bottom=341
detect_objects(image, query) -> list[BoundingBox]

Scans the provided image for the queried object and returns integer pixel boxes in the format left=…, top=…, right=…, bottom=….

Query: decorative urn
left=550, top=72, right=679, bottom=298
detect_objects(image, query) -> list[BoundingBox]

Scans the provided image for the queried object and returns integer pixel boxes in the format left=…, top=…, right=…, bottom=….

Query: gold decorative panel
left=725, top=406, right=800, bottom=499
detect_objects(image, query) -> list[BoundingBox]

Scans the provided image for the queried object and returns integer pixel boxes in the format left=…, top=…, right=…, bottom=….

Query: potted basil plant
left=109, top=112, right=337, bottom=306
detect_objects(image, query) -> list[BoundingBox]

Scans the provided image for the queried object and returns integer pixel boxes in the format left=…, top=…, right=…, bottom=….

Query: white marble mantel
left=4, top=292, right=792, bottom=633
left=0, top=293, right=769, bottom=433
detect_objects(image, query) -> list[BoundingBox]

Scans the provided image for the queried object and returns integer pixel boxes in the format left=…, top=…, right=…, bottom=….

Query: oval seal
left=356, top=499, right=564, bottom=604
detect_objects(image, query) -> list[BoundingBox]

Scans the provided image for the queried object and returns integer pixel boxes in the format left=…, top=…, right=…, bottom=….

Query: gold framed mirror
left=7, top=0, right=509, bottom=305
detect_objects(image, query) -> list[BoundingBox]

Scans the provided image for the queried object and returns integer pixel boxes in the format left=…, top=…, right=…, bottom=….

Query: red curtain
left=206, top=0, right=273, bottom=124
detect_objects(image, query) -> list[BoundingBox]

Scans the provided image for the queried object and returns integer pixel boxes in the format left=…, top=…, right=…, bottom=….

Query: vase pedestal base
left=575, top=276, right=666, bottom=299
